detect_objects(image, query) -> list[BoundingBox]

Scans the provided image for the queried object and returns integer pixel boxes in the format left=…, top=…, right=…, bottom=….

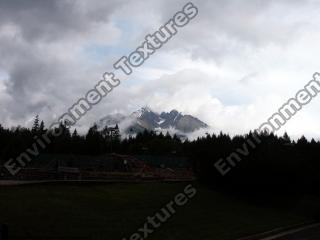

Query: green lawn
left=0, top=182, right=315, bottom=240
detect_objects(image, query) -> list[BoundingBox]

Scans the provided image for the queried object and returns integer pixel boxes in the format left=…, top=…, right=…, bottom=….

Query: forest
left=0, top=115, right=320, bottom=194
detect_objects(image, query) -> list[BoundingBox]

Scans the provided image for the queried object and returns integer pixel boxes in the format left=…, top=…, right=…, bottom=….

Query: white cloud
left=0, top=0, right=320, bottom=139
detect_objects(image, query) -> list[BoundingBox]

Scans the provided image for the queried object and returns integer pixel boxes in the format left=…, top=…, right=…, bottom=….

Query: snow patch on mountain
left=96, top=107, right=209, bottom=138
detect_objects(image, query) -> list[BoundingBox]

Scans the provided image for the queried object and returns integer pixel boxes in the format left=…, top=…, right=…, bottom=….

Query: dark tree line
left=188, top=131, right=320, bottom=195
left=0, top=116, right=184, bottom=159
left=1, top=116, right=320, bottom=194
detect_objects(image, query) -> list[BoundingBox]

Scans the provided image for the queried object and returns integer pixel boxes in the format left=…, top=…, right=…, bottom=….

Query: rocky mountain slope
left=97, top=107, right=208, bottom=134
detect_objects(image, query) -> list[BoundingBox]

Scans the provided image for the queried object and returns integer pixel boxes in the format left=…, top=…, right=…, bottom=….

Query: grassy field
left=0, top=182, right=316, bottom=240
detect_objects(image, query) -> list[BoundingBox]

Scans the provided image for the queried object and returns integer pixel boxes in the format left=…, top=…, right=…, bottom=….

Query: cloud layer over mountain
left=97, top=107, right=208, bottom=138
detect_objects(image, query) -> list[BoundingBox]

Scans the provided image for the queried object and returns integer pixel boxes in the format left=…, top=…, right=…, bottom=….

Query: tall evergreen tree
left=39, top=120, right=45, bottom=133
left=31, top=115, right=40, bottom=133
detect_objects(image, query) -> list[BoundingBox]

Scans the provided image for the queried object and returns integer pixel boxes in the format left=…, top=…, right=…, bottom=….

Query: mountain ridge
left=97, top=107, right=208, bottom=135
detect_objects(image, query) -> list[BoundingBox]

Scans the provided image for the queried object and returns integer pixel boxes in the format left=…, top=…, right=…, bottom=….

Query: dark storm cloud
left=0, top=0, right=126, bottom=124
left=0, top=0, right=124, bottom=42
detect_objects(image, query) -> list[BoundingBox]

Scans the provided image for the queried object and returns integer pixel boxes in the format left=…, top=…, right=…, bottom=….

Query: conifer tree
left=32, top=115, right=40, bottom=133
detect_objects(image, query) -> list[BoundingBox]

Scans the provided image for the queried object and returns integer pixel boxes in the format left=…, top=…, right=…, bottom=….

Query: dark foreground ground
left=259, top=223, right=320, bottom=240
left=0, top=182, right=319, bottom=240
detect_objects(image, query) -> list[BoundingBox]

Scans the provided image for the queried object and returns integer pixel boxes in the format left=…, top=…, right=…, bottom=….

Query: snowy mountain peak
left=141, top=106, right=153, bottom=112
left=97, top=107, right=208, bottom=135
left=131, top=106, right=155, bottom=118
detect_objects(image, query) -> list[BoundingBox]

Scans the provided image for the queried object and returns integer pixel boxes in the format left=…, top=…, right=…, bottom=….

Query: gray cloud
left=0, top=0, right=125, bottom=42
left=0, top=0, right=319, bottom=138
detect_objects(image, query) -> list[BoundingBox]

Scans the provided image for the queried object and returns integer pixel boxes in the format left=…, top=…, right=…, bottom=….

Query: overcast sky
left=1, top=0, right=320, bottom=138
